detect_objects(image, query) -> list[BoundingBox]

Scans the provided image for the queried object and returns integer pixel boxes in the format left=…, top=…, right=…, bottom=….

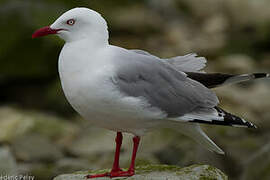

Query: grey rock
left=0, top=107, right=79, bottom=145
left=0, top=107, right=35, bottom=142
left=0, top=146, right=17, bottom=175
left=54, top=158, right=94, bottom=174
left=11, top=134, right=63, bottom=162
left=17, top=162, right=56, bottom=180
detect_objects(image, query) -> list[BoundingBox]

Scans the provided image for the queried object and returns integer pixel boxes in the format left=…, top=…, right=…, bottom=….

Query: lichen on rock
left=53, top=164, right=228, bottom=180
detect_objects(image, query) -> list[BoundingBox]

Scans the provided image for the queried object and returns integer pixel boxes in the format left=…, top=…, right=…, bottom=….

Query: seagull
left=32, top=7, right=269, bottom=178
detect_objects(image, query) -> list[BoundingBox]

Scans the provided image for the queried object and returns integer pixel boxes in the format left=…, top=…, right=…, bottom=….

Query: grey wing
left=130, top=49, right=207, bottom=72
left=166, top=53, right=207, bottom=72
left=127, top=49, right=257, bottom=129
left=112, top=51, right=218, bottom=118
left=129, top=49, right=157, bottom=57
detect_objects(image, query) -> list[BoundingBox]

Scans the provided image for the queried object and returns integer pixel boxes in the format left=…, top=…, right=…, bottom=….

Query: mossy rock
left=53, top=164, right=228, bottom=180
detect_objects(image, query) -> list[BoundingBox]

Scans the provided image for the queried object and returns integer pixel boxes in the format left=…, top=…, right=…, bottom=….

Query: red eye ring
left=67, top=19, right=75, bottom=26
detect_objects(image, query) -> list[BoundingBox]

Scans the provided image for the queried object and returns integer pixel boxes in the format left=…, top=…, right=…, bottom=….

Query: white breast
left=58, top=43, right=164, bottom=135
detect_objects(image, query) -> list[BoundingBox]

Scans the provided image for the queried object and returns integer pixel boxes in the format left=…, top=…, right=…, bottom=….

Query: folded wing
left=112, top=50, right=218, bottom=118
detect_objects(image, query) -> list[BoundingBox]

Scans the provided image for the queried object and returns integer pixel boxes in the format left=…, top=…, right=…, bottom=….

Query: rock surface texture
left=0, top=146, right=17, bottom=175
left=53, top=164, right=228, bottom=180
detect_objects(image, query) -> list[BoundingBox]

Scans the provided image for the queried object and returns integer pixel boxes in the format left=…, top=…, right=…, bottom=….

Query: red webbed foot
left=86, top=172, right=110, bottom=178
left=86, top=169, right=135, bottom=178
left=110, top=169, right=134, bottom=177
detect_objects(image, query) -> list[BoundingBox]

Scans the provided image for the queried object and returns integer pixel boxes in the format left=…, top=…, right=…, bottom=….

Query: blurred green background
left=0, top=0, right=270, bottom=179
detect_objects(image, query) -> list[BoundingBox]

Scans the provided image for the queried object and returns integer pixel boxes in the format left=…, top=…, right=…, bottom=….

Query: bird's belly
left=60, top=70, right=164, bottom=135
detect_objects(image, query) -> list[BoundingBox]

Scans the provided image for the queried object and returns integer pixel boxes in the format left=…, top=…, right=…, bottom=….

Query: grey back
left=111, top=49, right=219, bottom=118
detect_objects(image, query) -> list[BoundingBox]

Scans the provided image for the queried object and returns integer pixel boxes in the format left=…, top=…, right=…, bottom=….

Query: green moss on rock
left=53, top=164, right=228, bottom=180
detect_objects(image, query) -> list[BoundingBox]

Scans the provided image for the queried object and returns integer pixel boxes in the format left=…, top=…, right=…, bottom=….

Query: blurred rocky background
left=0, top=0, right=270, bottom=179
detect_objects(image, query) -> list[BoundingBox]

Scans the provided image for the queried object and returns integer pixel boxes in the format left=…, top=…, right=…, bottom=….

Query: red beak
left=32, top=26, right=62, bottom=38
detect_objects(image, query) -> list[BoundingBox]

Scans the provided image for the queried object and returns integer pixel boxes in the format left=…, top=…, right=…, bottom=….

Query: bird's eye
left=66, top=19, right=75, bottom=26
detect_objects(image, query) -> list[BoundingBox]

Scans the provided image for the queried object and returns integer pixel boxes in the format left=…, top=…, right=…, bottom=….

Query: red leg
left=111, top=132, right=123, bottom=172
left=86, top=132, right=123, bottom=178
left=110, top=136, right=141, bottom=177
left=121, top=136, right=140, bottom=176
left=86, top=134, right=141, bottom=178
left=129, top=136, right=140, bottom=172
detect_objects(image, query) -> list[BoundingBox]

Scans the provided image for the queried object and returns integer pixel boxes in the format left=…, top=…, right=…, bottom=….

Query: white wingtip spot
left=213, top=149, right=225, bottom=155
left=218, top=151, right=225, bottom=155
left=253, top=124, right=258, bottom=129
left=232, top=124, right=248, bottom=128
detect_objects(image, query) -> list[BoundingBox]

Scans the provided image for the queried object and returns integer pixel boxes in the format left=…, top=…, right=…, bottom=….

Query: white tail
left=168, top=122, right=225, bottom=154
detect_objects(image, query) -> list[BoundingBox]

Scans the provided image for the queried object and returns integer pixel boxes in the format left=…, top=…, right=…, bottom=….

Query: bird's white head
left=32, top=7, right=109, bottom=43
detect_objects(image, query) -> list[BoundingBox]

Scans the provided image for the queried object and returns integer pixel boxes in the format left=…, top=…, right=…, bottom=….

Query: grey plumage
left=110, top=48, right=263, bottom=129
left=112, top=49, right=218, bottom=118
left=165, top=53, right=207, bottom=72
left=131, top=49, right=269, bottom=88
left=109, top=48, right=264, bottom=155
left=112, top=49, right=252, bottom=154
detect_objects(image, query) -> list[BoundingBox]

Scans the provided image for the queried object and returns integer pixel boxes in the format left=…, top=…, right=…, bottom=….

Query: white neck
left=59, top=36, right=109, bottom=76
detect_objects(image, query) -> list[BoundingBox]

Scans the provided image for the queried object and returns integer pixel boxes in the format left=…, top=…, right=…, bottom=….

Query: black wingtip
left=235, top=120, right=257, bottom=129
left=215, top=107, right=257, bottom=129
left=248, top=122, right=257, bottom=129
left=253, top=73, right=269, bottom=79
